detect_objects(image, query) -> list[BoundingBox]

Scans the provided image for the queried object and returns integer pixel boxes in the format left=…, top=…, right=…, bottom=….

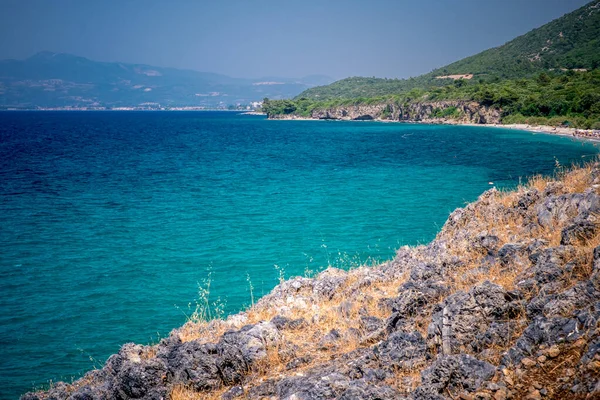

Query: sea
left=0, top=111, right=597, bottom=398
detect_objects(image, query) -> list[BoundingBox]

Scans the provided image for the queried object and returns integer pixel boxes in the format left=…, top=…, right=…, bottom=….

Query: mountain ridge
left=0, top=52, right=334, bottom=109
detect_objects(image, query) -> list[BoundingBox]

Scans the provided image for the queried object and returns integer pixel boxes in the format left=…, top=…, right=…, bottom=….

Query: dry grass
left=169, top=268, right=410, bottom=399
left=559, top=163, right=594, bottom=193
left=178, top=319, right=229, bottom=344
left=503, top=341, right=591, bottom=400
left=170, top=384, right=228, bottom=400
left=384, top=369, right=422, bottom=395
left=439, top=161, right=600, bottom=296
left=528, top=174, right=552, bottom=193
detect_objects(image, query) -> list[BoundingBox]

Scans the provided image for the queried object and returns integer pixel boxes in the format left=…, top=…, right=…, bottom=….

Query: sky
left=0, top=0, right=592, bottom=80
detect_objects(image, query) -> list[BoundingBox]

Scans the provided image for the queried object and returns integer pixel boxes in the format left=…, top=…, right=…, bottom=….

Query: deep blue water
left=0, top=111, right=597, bottom=398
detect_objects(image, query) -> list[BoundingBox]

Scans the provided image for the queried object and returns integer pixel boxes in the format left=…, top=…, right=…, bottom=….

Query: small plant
left=247, top=273, right=255, bottom=307
left=431, top=106, right=460, bottom=119
left=274, top=264, right=286, bottom=284
left=187, top=271, right=226, bottom=324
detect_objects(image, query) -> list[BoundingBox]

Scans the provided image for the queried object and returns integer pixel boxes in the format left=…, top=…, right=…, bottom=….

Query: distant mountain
left=298, top=0, right=600, bottom=100
left=0, top=52, right=334, bottom=109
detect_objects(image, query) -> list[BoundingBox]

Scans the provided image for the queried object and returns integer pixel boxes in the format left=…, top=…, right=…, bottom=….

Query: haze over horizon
left=0, top=0, right=591, bottom=80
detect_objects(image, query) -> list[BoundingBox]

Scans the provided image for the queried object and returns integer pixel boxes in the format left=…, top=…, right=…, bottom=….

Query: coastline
left=240, top=111, right=266, bottom=116
left=464, top=122, right=600, bottom=142
left=268, top=114, right=600, bottom=142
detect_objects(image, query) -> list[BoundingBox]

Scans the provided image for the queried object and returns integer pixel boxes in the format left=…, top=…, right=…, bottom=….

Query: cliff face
left=23, top=164, right=600, bottom=400
left=270, top=100, right=502, bottom=124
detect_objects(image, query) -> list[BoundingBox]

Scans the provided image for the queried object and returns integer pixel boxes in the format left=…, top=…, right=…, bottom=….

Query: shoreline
left=464, top=122, right=600, bottom=142
left=268, top=115, right=600, bottom=142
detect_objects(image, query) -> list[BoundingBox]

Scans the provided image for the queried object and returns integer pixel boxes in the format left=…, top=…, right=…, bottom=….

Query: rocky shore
left=268, top=101, right=600, bottom=140
left=268, top=100, right=502, bottom=125
left=23, top=163, right=600, bottom=400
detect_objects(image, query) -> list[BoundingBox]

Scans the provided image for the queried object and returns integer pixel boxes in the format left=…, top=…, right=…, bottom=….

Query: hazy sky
left=0, top=0, right=591, bottom=79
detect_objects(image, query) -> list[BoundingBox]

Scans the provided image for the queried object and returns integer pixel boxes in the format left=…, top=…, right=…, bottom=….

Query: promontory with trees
left=263, top=0, right=600, bottom=130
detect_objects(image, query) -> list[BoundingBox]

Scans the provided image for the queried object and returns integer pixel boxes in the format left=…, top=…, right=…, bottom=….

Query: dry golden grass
left=384, top=369, right=421, bottom=395
left=439, top=161, right=600, bottom=298
left=170, top=384, right=228, bottom=400
left=559, top=163, right=594, bottom=193
left=178, top=319, right=229, bottom=344
left=141, top=346, right=157, bottom=360
left=169, top=268, right=410, bottom=399
left=528, top=174, right=551, bottom=193
left=503, top=341, right=591, bottom=400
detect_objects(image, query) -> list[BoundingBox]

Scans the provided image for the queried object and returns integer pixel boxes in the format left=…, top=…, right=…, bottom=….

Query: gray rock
left=271, top=315, right=306, bottom=330
left=220, top=322, right=280, bottom=364
left=561, top=219, right=598, bottom=245
left=480, top=235, right=500, bottom=254
left=113, top=358, right=168, bottom=399
left=359, top=316, right=383, bottom=334
left=215, top=343, right=248, bottom=385
left=592, top=245, right=600, bottom=271
left=386, top=288, right=436, bottom=318
left=383, top=262, right=450, bottom=321
left=542, top=279, right=600, bottom=317
left=313, top=268, right=347, bottom=300
left=164, top=341, right=221, bottom=391
left=516, top=246, right=579, bottom=296
left=427, top=281, right=512, bottom=355
left=472, top=321, right=525, bottom=353
left=277, top=372, right=351, bottom=399
left=161, top=322, right=280, bottom=392
left=412, top=354, right=496, bottom=398
left=502, top=315, right=584, bottom=365
left=318, top=329, right=342, bottom=350
left=498, top=243, right=528, bottom=269
left=517, top=189, right=540, bottom=211
left=285, top=356, right=312, bottom=370
left=535, top=192, right=600, bottom=228
left=68, top=390, right=96, bottom=400
left=338, top=380, right=405, bottom=400
left=221, top=385, right=244, bottom=400
left=374, top=331, right=428, bottom=370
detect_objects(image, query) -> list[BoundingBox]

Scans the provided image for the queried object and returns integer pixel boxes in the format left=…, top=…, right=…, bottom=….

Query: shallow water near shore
left=0, top=111, right=598, bottom=398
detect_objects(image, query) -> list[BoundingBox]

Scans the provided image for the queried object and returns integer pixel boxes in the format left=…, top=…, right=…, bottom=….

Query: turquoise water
left=0, top=111, right=597, bottom=398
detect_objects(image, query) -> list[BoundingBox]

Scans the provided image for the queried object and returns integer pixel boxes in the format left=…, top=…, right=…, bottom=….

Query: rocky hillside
left=23, top=163, right=600, bottom=400
left=269, top=100, right=502, bottom=125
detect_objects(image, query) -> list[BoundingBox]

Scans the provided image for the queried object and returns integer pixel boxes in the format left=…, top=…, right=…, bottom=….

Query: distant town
left=1, top=101, right=264, bottom=112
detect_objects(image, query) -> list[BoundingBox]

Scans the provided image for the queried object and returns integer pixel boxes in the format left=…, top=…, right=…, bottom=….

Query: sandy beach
left=466, top=123, right=600, bottom=142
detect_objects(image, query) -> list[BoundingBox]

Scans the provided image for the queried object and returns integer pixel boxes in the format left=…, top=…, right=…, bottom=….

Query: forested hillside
left=297, top=0, right=600, bottom=101
left=264, top=1, right=600, bottom=129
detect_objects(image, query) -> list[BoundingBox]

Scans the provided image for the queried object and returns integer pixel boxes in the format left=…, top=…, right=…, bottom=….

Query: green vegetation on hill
left=297, top=76, right=428, bottom=101
left=263, top=70, right=600, bottom=129
left=430, top=0, right=600, bottom=80
left=296, top=0, right=600, bottom=102
left=264, top=1, right=600, bottom=129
